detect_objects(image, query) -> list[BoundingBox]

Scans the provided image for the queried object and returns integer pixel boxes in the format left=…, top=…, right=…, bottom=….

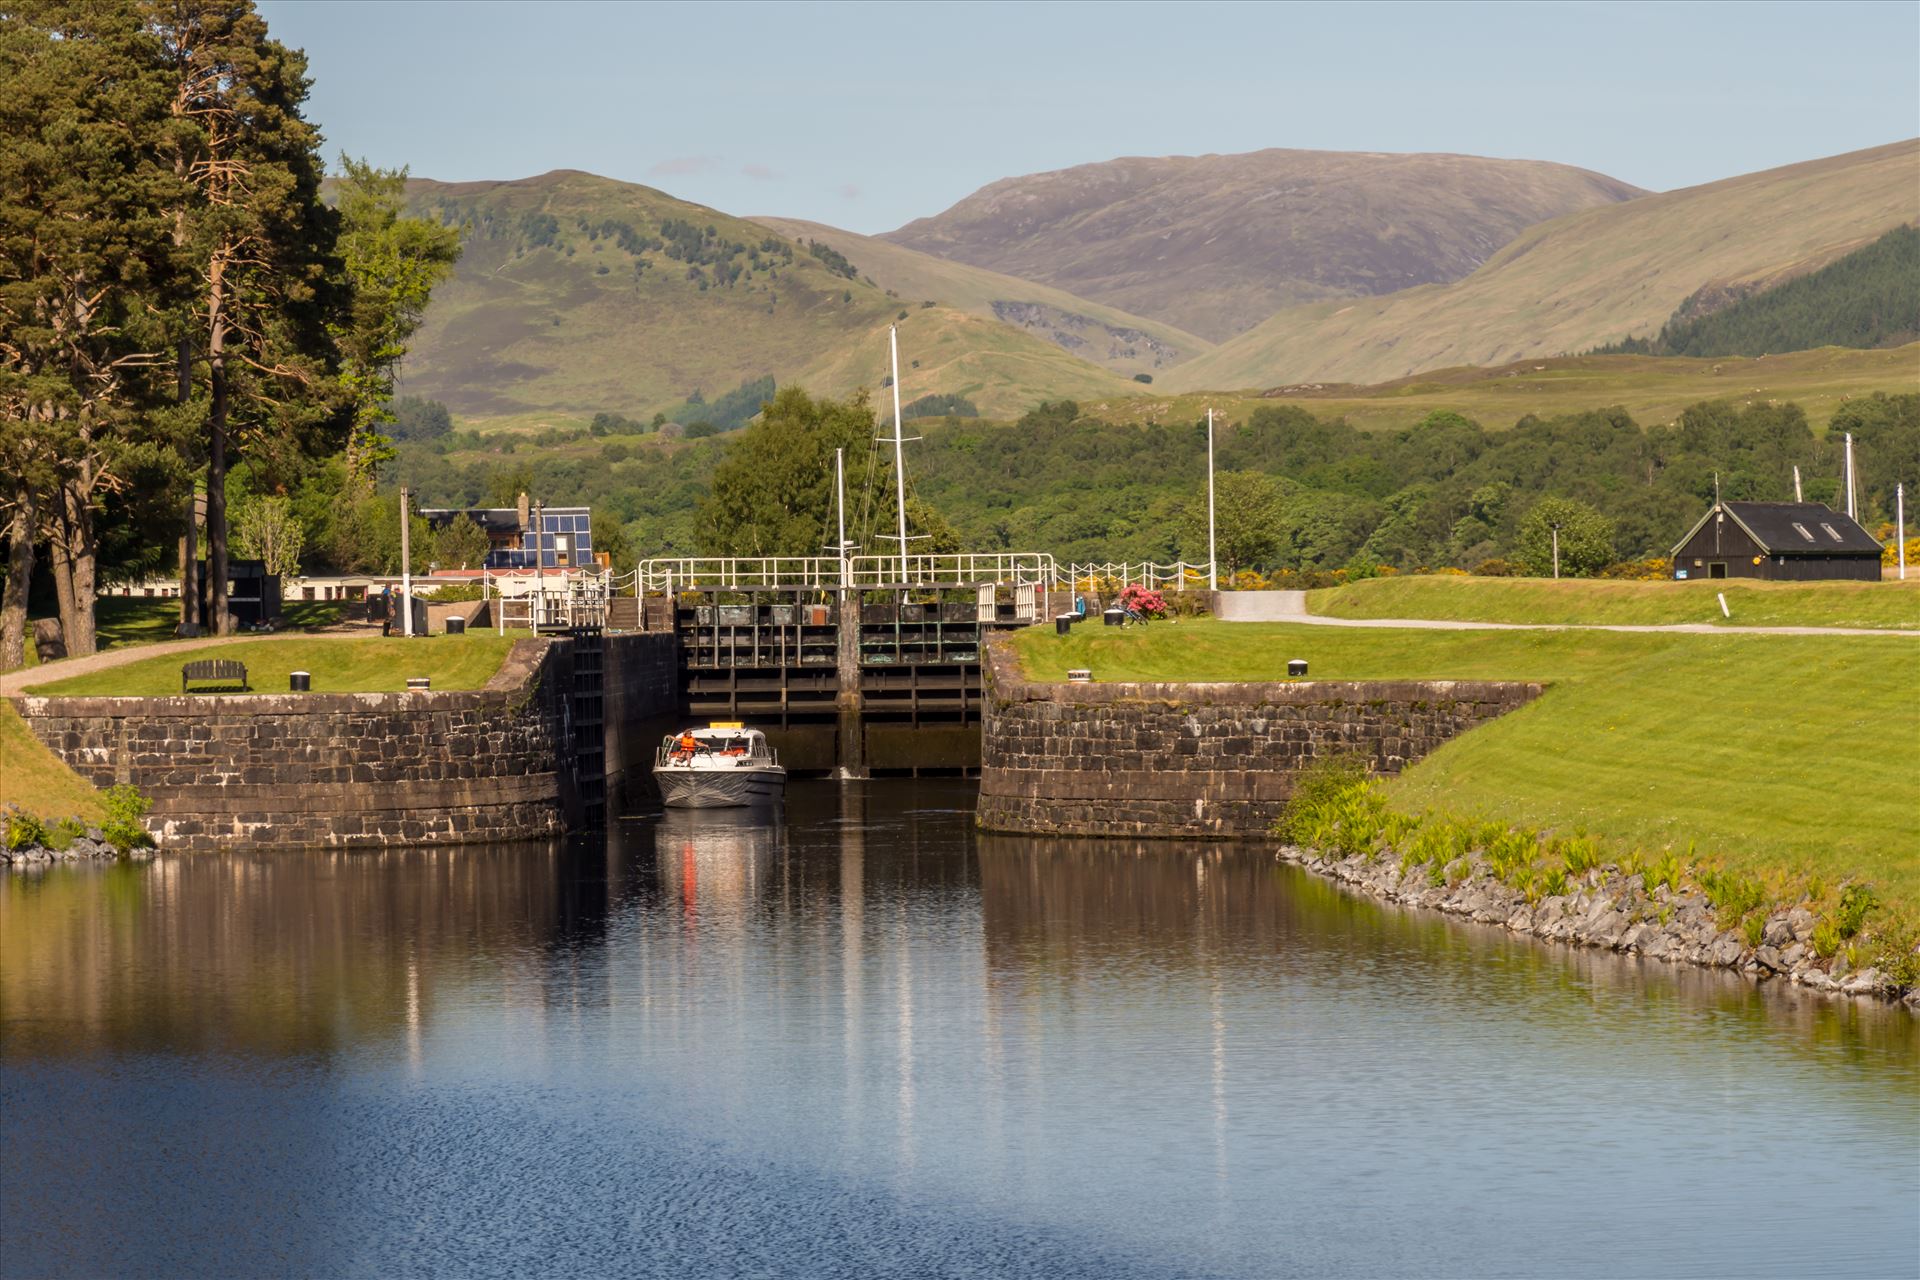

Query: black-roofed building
left=418, top=492, right=599, bottom=570
left=1669, top=500, right=1883, bottom=581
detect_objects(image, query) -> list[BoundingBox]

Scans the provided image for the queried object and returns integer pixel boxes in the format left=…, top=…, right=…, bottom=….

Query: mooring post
left=835, top=587, right=868, bottom=778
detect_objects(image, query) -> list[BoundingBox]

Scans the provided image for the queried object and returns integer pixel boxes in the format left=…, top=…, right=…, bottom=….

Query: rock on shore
left=1280, top=843, right=1916, bottom=1013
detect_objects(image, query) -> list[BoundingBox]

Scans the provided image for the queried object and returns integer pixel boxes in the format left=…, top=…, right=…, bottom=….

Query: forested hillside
left=1594, top=224, right=1919, bottom=358
left=387, top=389, right=1917, bottom=575
left=397, top=173, right=1132, bottom=421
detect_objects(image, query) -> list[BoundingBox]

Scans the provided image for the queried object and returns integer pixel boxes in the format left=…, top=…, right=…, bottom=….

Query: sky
left=261, top=0, right=1920, bottom=235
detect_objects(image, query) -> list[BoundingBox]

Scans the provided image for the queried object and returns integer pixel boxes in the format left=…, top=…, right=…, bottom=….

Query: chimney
left=516, top=491, right=530, bottom=531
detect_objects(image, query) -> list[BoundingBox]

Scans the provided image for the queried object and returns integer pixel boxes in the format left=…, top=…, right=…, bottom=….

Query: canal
left=2, top=781, right=1915, bottom=1278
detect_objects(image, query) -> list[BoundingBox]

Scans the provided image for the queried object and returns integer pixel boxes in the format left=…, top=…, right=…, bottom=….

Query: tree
left=152, top=0, right=342, bottom=634
left=392, top=396, right=453, bottom=441
left=230, top=493, right=303, bottom=577
left=1182, top=470, right=1282, bottom=574
left=698, top=387, right=889, bottom=556
left=0, top=0, right=186, bottom=658
left=1518, top=496, right=1615, bottom=577
left=330, top=158, right=461, bottom=482
left=431, top=513, right=490, bottom=569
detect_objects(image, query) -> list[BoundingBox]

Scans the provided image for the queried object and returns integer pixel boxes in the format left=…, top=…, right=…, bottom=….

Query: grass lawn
left=1011, top=620, right=1920, bottom=910
left=21, top=596, right=357, bottom=668
left=22, top=633, right=519, bottom=698
left=1305, top=575, right=1920, bottom=630
left=0, top=702, right=106, bottom=823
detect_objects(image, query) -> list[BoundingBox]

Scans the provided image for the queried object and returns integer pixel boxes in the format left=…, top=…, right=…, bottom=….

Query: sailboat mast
left=835, top=446, right=848, bottom=590
left=889, top=324, right=910, bottom=585
left=1844, top=432, right=1857, bottom=520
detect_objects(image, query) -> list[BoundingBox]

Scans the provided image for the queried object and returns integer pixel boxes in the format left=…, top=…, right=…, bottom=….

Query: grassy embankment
left=0, top=702, right=106, bottom=823
left=1306, top=575, right=1920, bottom=629
left=22, top=632, right=518, bottom=698
left=1011, top=619, right=1919, bottom=913
left=20, top=596, right=354, bottom=666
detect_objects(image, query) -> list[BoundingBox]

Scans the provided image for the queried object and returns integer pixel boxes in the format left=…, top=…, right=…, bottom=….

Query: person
left=674, top=731, right=700, bottom=761
left=379, top=583, right=394, bottom=636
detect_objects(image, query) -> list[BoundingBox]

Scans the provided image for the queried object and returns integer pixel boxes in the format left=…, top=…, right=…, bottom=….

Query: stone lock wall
left=14, top=639, right=578, bottom=851
left=977, top=638, right=1543, bottom=839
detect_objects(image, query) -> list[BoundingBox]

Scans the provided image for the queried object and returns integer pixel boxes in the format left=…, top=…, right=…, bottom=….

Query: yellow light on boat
left=709, top=721, right=744, bottom=730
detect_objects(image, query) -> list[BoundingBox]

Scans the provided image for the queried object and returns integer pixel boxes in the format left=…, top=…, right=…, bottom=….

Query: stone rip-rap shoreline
left=1281, top=842, right=1918, bottom=1012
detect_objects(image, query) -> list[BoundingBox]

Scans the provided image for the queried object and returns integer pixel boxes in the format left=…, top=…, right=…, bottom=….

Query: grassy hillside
left=1304, top=576, right=1920, bottom=630
left=1010, top=621, right=1920, bottom=909
left=1079, top=346, right=1920, bottom=435
left=1595, top=224, right=1920, bottom=358
left=884, top=149, right=1641, bottom=341
left=1167, top=140, right=1920, bottom=390
left=753, top=216, right=1211, bottom=378
left=398, top=172, right=1141, bottom=422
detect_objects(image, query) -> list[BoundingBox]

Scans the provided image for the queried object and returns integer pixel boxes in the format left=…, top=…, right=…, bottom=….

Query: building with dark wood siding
left=1669, top=500, right=1883, bottom=581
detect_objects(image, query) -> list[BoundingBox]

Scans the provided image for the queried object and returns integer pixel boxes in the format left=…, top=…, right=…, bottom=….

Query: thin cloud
left=649, top=155, right=719, bottom=177
left=741, top=162, right=781, bottom=181
left=838, top=183, right=862, bottom=200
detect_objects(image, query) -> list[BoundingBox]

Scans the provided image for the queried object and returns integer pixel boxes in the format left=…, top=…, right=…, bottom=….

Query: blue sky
left=261, top=0, right=1920, bottom=234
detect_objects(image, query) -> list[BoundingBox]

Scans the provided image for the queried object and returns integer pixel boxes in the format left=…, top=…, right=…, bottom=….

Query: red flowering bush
left=1119, top=584, right=1169, bottom=618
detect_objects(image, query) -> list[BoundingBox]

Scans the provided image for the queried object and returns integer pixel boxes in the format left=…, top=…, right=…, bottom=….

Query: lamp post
left=1206, top=407, right=1217, bottom=592
left=399, top=486, right=414, bottom=637
left=1551, top=521, right=1562, bottom=580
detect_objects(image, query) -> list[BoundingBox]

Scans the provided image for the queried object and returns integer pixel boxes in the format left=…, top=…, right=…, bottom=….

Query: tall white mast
left=1844, top=432, right=1857, bottom=520
left=889, top=324, right=910, bottom=585
left=835, top=446, right=849, bottom=590
left=1899, top=483, right=1907, bottom=581
left=1793, top=465, right=1803, bottom=503
left=1206, top=407, right=1218, bottom=592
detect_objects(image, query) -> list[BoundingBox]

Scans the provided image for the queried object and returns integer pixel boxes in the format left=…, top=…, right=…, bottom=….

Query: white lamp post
left=1206, top=407, right=1217, bottom=592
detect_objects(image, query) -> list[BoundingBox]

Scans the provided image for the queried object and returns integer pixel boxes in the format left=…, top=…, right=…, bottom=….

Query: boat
left=653, top=723, right=786, bottom=808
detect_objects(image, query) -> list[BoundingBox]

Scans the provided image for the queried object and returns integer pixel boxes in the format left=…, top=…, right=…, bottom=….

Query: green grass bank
left=1305, top=576, right=1920, bottom=629
left=22, top=633, right=518, bottom=698
left=1011, top=620, right=1920, bottom=912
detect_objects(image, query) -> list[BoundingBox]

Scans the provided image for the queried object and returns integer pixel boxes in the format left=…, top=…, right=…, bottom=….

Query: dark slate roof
left=1722, top=502, right=1882, bottom=555
left=419, top=507, right=521, bottom=534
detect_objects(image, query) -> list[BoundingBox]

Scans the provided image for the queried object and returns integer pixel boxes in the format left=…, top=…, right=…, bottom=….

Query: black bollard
left=289, top=671, right=311, bottom=692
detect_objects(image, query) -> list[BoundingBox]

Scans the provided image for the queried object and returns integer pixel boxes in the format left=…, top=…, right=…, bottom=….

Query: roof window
left=1791, top=522, right=1815, bottom=541
left=1820, top=523, right=1843, bottom=541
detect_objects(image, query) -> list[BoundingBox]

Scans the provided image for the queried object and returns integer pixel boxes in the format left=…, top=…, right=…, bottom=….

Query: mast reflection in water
left=2, top=781, right=1915, bottom=1279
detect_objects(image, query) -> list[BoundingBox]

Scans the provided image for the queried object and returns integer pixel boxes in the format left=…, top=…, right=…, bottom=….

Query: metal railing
left=635, top=552, right=1056, bottom=592
left=1058, top=561, right=1215, bottom=591
left=484, top=566, right=613, bottom=631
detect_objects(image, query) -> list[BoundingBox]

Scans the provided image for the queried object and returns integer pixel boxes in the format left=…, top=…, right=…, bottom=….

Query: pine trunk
left=59, top=479, right=98, bottom=656
left=48, top=519, right=78, bottom=653
left=0, top=487, right=34, bottom=671
left=207, top=264, right=231, bottom=636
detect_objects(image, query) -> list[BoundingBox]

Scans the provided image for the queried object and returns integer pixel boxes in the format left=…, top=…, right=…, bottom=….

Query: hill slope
left=752, top=215, right=1212, bottom=378
left=397, top=171, right=1132, bottom=421
left=1167, top=140, right=1920, bottom=391
left=882, top=149, right=1643, bottom=341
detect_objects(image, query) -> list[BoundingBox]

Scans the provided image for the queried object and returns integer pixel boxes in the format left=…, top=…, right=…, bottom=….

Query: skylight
left=1791, top=522, right=1815, bottom=541
left=1820, top=523, right=1843, bottom=542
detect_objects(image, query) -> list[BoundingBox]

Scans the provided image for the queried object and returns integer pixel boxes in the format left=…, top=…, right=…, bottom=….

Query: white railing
left=635, top=552, right=1056, bottom=592
left=483, top=566, right=613, bottom=631
left=1058, top=561, right=1215, bottom=591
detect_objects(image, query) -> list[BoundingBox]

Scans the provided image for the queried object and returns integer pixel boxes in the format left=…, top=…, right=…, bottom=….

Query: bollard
left=1287, top=659, right=1308, bottom=678
left=445, top=616, right=466, bottom=635
left=406, top=676, right=431, bottom=691
left=1055, top=614, right=1074, bottom=636
left=289, top=671, right=310, bottom=692
left=1067, top=669, right=1092, bottom=683
left=1103, top=608, right=1124, bottom=627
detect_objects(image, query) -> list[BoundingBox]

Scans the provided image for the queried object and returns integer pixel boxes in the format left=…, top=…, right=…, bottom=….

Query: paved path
left=1212, top=589, right=1919, bottom=638
left=1, top=628, right=374, bottom=697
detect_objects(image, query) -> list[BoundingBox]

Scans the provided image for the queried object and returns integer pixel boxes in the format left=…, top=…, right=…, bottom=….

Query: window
left=1790, top=522, right=1815, bottom=541
left=1820, top=523, right=1843, bottom=542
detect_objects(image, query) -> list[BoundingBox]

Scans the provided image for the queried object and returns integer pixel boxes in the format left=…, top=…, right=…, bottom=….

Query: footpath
left=1213, top=589, right=1920, bottom=638
left=0, top=628, right=372, bottom=698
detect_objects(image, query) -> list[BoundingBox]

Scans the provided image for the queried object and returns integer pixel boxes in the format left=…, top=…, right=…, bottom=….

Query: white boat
left=653, top=723, right=786, bottom=808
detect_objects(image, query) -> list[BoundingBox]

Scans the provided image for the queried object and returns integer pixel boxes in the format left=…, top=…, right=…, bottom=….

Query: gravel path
left=0, top=628, right=374, bottom=697
left=1212, top=589, right=1919, bottom=638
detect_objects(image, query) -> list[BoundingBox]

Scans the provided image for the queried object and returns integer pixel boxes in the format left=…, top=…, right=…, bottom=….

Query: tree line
left=0, top=0, right=459, bottom=667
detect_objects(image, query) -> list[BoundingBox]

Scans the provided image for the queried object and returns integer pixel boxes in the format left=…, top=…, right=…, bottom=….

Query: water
left=2, top=781, right=1915, bottom=1279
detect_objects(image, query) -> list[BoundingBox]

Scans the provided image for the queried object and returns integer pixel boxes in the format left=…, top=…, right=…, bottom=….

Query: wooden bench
left=181, top=659, right=249, bottom=694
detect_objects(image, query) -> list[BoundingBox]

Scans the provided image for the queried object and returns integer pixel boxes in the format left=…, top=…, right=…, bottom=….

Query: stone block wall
left=978, top=638, right=1543, bottom=839
left=14, top=639, right=576, bottom=851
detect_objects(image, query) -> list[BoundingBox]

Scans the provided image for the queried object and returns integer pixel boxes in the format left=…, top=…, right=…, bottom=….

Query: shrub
left=1834, top=883, right=1877, bottom=938
left=1555, top=833, right=1602, bottom=876
left=1643, top=851, right=1683, bottom=895
left=1700, top=869, right=1767, bottom=927
left=100, top=785, right=153, bottom=853
left=1811, top=918, right=1843, bottom=959
left=1742, top=913, right=1767, bottom=948
left=1272, top=753, right=1371, bottom=845
left=1473, top=558, right=1518, bottom=577
left=47, top=817, right=84, bottom=852
left=3, top=807, right=46, bottom=851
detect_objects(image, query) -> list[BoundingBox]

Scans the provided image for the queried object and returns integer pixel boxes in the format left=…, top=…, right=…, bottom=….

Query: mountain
left=751, top=216, right=1211, bottom=378
left=881, top=149, right=1643, bottom=341
left=1166, top=140, right=1920, bottom=392
left=396, top=171, right=1130, bottom=421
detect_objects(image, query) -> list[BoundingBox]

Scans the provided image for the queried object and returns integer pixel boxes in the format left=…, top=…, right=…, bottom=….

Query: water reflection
left=1, top=785, right=1915, bottom=1279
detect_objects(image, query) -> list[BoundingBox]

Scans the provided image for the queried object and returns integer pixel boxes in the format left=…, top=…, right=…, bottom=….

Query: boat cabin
left=661, top=724, right=775, bottom=763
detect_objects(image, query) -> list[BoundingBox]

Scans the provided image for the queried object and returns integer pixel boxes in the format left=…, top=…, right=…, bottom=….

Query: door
left=1708, top=562, right=1727, bottom=579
